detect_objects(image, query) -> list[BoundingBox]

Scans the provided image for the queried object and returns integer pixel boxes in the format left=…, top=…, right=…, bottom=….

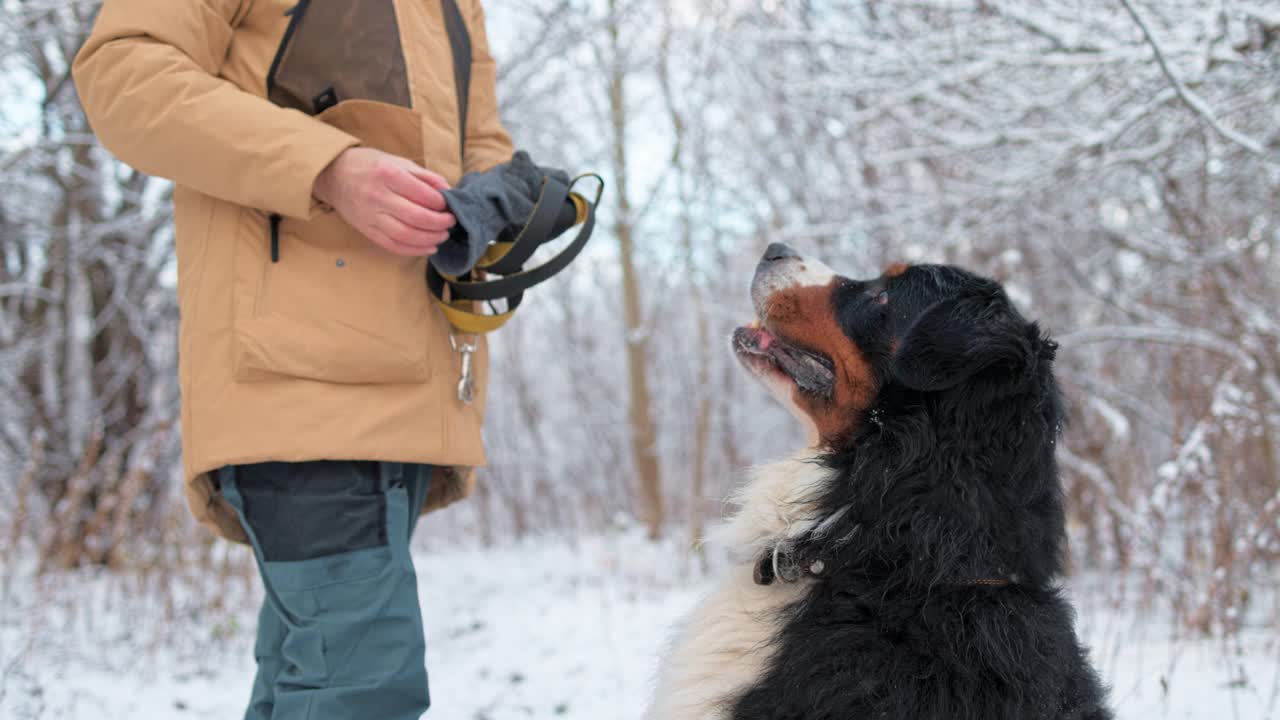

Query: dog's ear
left=890, top=291, right=1037, bottom=393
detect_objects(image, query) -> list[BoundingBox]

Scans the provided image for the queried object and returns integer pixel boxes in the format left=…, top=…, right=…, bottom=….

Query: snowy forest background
left=1, top=0, right=1279, bottom=718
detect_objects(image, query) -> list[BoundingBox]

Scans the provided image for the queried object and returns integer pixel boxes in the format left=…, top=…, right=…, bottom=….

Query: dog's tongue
left=756, top=327, right=775, bottom=350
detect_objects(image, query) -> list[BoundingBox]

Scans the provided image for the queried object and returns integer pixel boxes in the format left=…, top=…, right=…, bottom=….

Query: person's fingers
left=374, top=213, right=449, bottom=253
left=383, top=168, right=448, bottom=212
left=373, top=214, right=434, bottom=251
left=370, top=228, right=442, bottom=257
left=386, top=195, right=456, bottom=233
left=405, top=164, right=450, bottom=191
left=366, top=229, right=415, bottom=257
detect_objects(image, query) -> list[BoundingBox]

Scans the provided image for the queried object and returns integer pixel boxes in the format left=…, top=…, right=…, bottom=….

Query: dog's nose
left=762, top=242, right=799, bottom=263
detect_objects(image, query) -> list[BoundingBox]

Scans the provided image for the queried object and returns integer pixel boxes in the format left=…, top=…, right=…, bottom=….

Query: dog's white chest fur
left=648, top=452, right=829, bottom=720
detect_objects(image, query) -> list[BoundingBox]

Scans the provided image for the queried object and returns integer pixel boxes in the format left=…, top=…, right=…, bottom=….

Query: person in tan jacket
left=73, top=0, right=514, bottom=717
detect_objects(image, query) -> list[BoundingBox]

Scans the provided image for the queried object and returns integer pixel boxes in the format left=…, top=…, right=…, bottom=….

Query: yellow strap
left=436, top=297, right=515, bottom=334
left=477, top=240, right=515, bottom=268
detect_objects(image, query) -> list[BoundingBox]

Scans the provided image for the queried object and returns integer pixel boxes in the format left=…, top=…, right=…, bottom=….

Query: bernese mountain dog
left=648, top=244, right=1112, bottom=720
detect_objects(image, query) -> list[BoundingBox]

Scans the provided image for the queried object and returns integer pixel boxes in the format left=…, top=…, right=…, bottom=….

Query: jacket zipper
left=264, top=0, right=309, bottom=265
left=269, top=213, right=281, bottom=263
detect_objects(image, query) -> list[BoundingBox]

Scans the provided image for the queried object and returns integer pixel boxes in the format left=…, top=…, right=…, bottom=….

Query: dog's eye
left=872, top=290, right=888, bottom=305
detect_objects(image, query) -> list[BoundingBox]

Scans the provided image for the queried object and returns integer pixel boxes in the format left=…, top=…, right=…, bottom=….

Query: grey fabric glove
left=432, top=151, right=572, bottom=276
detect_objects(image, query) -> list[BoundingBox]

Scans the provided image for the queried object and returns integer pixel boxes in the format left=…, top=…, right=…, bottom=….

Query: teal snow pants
left=217, top=461, right=433, bottom=720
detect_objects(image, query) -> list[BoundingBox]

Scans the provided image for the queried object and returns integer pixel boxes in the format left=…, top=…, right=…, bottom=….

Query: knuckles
left=372, top=162, right=400, bottom=184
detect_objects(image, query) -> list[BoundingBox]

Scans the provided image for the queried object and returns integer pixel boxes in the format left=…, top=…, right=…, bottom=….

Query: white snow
left=2, top=532, right=1277, bottom=719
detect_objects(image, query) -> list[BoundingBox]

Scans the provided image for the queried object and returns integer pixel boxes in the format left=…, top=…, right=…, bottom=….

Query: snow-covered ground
left=2, top=531, right=1277, bottom=719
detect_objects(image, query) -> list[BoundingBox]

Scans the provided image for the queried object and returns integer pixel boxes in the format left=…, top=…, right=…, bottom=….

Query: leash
left=435, top=0, right=604, bottom=403
left=426, top=172, right=604, bottom=404
left=425, top=172, right=605, bottom=336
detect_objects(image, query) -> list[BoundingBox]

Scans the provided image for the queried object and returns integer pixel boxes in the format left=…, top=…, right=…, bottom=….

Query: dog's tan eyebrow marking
left=884, top=262, right=909, bottom=278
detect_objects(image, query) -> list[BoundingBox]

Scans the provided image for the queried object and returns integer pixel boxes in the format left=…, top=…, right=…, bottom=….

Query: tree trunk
left=607, top=0, right=662, bottom=539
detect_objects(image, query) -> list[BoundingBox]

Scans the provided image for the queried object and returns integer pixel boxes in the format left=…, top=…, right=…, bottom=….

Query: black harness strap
left=431, top=176, right=596, bottom=303
left=481, top=178, right=579, bottom=276
left=425, top=173, right=603, bottom=334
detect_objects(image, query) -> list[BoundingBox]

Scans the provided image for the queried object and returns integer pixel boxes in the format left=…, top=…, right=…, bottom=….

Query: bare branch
left=1119, top=0, right=1271, bottom=158
left=1059, top=324, right=1257, bottom=370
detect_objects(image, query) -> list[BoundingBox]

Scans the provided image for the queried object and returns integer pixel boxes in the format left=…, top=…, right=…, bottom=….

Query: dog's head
left=734, top=243, right=1055, bottom=449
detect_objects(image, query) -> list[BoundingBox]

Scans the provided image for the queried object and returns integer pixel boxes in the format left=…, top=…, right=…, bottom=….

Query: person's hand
left=313, top=147, right=456, bottom=257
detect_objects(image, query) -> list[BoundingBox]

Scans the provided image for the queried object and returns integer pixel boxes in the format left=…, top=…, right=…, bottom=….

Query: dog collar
left=752, top=544, right=1018, bottom=588
left=753, top=544, right=829, bottom=586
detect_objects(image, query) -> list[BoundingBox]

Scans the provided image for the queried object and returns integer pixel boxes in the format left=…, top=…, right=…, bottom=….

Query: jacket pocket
left=232, top=100, right=434, bottom=385
left=267, top=0, right=411, bottom=115
left=233, top=208, right=432, bottom=385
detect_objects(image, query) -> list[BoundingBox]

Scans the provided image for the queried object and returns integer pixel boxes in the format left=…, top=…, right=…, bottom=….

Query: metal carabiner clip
left=450, top=332, right=479, bottom=404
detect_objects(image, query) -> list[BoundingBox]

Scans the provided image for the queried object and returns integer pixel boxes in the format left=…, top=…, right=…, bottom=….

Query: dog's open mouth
left=733, top=324, right=835, bottom=398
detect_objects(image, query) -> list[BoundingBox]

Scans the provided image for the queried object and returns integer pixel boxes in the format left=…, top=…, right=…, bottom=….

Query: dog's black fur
left=733, top=264, right=1112, bottom=720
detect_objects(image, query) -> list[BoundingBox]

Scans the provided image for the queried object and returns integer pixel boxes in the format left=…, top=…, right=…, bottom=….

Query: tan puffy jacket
left=73, top=0, right=514, bottom=543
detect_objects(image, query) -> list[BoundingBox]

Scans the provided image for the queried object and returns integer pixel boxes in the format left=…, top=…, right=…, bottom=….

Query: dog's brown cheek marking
left=766, top=283, right=877, bottom=445
left=885, top=262, right=909, bottom=278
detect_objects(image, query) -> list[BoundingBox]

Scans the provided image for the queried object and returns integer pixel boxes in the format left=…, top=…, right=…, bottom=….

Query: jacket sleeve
left=72, top=0, right=361, bottom=220
left=462, top=0, right=515, bottom=175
